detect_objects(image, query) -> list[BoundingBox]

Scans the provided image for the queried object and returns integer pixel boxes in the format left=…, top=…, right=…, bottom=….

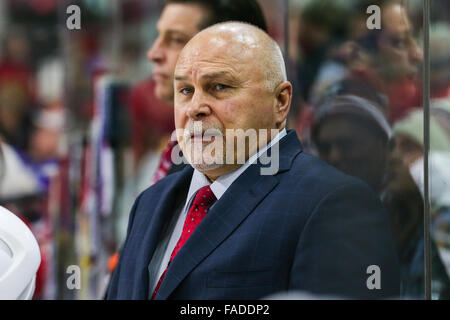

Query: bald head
left=176, top=22, right=287, bottom=92
left=173, top=22, right=292, bottom=179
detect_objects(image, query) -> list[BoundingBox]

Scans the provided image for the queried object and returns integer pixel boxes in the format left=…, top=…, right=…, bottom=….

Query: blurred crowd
left=0, top=0, right=449, bottom=299
left=294, top=0, right=450, bottom=299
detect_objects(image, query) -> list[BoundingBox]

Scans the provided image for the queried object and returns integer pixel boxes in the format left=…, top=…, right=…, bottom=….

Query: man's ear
left=274, top=81, right=292, bottom=128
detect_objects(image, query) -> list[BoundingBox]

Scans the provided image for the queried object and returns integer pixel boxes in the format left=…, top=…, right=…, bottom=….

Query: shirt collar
left=185, top=128, right=287, bottom=205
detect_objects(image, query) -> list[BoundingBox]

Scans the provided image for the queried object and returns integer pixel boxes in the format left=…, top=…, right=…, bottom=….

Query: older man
left=146, top=0, right=268, bottom=182
left=107, top=23, right=400, bottom=300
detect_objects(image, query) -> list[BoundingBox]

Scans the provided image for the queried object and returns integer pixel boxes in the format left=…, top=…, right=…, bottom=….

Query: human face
left=147, top=4, right=207, bottom=103
left=316, top=115, right=387, bottom=192
left=174, top=33, right=290, bottom=180
left=377, top=3, right=423, bottom=80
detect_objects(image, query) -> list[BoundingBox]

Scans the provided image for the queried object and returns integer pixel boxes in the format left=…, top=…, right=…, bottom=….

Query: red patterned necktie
left=151, top=185, right=217, bottom=299
left=152, top=140, right=178, bottom=184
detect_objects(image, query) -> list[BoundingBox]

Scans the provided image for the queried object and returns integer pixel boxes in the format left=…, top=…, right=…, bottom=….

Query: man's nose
left=186, top=93, right=212, bottom=120
left=147, top=37, right=164, bottom=63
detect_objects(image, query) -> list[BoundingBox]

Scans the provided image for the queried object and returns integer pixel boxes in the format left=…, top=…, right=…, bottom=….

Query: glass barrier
left=0, top=0, right=446, bottom=300
left=290, top=0, right=429, bottom=299
left=429, top=0, right=450, bottom=300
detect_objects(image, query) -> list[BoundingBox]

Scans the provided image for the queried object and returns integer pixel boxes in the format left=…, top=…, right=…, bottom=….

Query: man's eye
left=171, top=38, right=186, bottom=45
left=180, top=87, right=193, bottom=95
left=214, top=84, right=229, bottom=91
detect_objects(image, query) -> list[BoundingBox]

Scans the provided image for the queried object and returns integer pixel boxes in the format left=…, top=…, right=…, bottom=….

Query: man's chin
left=192, top=163, right=231, bottom=182
left=193, top=163, right=224, bottom=172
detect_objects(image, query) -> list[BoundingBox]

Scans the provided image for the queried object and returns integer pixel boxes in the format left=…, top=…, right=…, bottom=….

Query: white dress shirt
left=148, top=128, right=287, bottom=295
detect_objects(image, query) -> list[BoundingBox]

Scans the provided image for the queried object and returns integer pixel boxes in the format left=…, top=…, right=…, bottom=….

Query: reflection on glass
left=429, top=0, right=450, bottom=299
left=294, top=0, right=443, bottom=299
left=299, top=0, right=450, bottom=300
left=0, top=0, right=448, bottom=300
left=387, top=106, right=450, bottom=299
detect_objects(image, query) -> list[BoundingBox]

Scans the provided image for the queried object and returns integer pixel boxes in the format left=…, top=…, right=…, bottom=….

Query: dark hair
left=166, top=0, right=268, bottom=33
left=301, top=0, right=348, bottom=38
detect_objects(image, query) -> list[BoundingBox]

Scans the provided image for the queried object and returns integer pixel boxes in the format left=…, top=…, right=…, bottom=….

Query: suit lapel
left=155, top=130, right=303, bottom=299
left=155, top=164, right=279, bottom=299
left=132, top=166, right=193, bottom=298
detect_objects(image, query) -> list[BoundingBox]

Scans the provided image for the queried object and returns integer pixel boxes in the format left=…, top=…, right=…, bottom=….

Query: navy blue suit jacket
left=107, top=130, right=400, bottom=299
